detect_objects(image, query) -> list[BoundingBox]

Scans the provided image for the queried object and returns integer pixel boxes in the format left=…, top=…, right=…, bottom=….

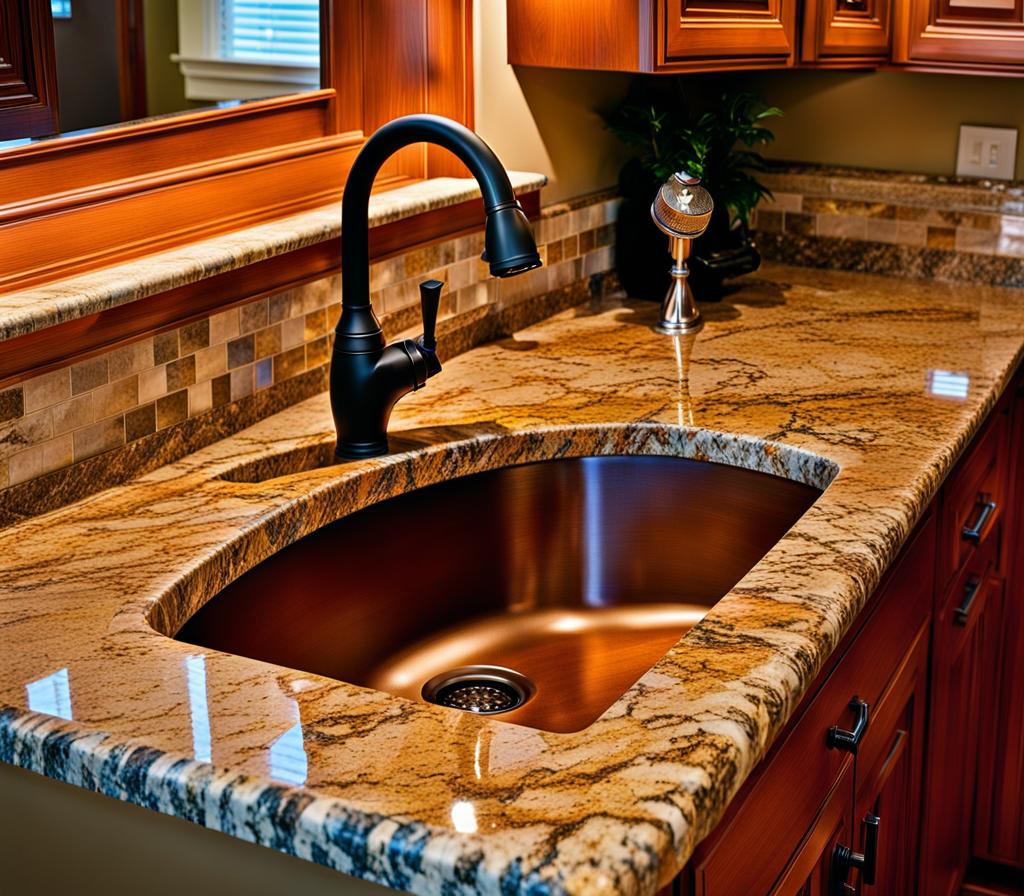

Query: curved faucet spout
left=331, top=114, right=541, bottom=459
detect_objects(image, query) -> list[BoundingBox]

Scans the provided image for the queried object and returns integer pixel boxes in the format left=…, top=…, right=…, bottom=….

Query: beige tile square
left=52, top=393, right=93, bottom=435
left=73, top=416, right=124, bottom=461
left=281, top=315, right=305, bottom=350
left=370, top=257, right=405, bottom=291
left=23, top=368, right=71, bottom=413
left=299, top=277, right=335, bottom=313
left=194, top=344, right=227, bottom=381
left=230, top=366, right=254, bottom=401
left=209, top=307, right=240, bottom=345
left=42, top=433, right=74, bottom=474
left=956, top=227, right=997, bottom=255
left=188, top=380, right=213, bottom=416
left=107, top=340, right=154, bottom=381
left=138, top=366, right=167, bottom=404
left=760, top=192, right=803, bottom=214
left=816, top=215, right=868, bottom=240
left=8, top=445, right=43, bottom=485
left=896, top=221, right=928, bottom=247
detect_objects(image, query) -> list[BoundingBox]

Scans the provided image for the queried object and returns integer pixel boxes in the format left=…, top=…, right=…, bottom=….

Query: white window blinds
left=219, top=0, right=320, bottom=67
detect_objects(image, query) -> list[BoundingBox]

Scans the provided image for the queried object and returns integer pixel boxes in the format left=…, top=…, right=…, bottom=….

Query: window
left=50, top=0, right=71, bottom=18
left=219, top=0, right=321, bottom=66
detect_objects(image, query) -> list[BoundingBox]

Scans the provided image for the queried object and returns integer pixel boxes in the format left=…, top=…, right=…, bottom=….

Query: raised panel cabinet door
left=920, top=566, right=1004, bottom=896
left=769, top=762, right=855, bottom=896
left=894, top=0, right=1024, bottom=69
left=659, top=0, right=798, bottom=68
left=0, top=0, right=58, bottom=140
left=974, top=377, right=1024, bottom=868
left=853, top=625, right=929, bottom=895
left=801, top=0, right=892, bottom=64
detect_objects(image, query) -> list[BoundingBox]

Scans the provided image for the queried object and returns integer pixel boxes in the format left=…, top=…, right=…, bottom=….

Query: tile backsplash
left=0, top=192, right=618, bottom=523
left=753, top=165, right=1024, bottom=287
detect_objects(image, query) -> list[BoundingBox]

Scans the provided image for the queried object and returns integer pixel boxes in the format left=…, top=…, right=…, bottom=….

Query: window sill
left=170, top=55, right=320, bottom=102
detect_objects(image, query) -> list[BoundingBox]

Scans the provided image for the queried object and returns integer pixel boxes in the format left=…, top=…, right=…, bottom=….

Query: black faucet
left=331, top=114, right=542, bottom=459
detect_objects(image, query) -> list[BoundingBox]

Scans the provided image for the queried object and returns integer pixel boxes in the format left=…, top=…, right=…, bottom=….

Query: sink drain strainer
left=422, top=665, right=534, bottom=715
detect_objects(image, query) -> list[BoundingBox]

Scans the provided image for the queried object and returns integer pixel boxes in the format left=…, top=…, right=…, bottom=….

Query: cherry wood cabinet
left=506, top=0, right=797, bottom=73
left=0, top=0, right=58, bottom=140
left=800, top=0, right=893, bottom=66
left=893, top=0, right=1024, bottom=73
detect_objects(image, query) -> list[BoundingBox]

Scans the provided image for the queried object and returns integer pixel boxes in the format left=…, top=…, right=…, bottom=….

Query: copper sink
left=175, top=455, right=822, bottom=732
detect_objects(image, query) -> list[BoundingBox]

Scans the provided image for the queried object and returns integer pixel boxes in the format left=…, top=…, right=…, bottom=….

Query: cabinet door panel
left=895, top=0, right=1024, bottom=68
left=660, top=0, right=797, bottom=67
left=802, top=0, right=892, bottom=63
left=0, top=0, right=58, bottom=140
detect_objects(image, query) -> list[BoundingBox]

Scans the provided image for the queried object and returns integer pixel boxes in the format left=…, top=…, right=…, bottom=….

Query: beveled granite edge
left=0, top=171, right=547, bottom=343
left=3, top=266, right=1024, bottom=895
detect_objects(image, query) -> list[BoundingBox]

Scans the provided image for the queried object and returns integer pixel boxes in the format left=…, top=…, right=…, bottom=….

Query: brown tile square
left=93, top=376, right=139, bottom=417
left=578, top=229, right=596, bottom=253
left=125, top=403, right=156, bottom=442
left=783, top=212, right=815, bottom=236
left=227, top=335, right=255, bottom=368
left=156, top=390, right=188, bottom=429
left=73, top=416, right=124, bottom=461
left=306, top=335, right=330, bottom=368
left=166, top=355, right=197, bottom=391
left=52, top=394, right=93, bottom=434
left=71, top=357, right=108, bottom=395
left=23, top=369, right=71, bottom=413
left=212, top=374, right=232, bottom=409
left=561, top=234, right=578, bottom=259
left=754, top=209, right=783, bottom=234
left=927, top=226, right=956, bottom=250
left=273, top=346, right=306, bottom=382
left=0, top=410, right=52, bottom=461
left=107, top=340, right=153, bottom=380
left=546, top=239, right=563, bottom=265
left=239, top=298, right=269, bottom=334
left=304, top=309, right=328, bottom=341
left=153, top=330, right=179, bottom=365
left=255, top=324, right=282, bottom=359
left=0, top=387, right=23, bottom=424
left=895, top=206, right=928, bottom=222
left=0, top=458, right=8, bottom=489
left=269, top=290, right=294, bottom=323
left=179, top=319, right=210, bottom=355
left=595, top=223, right=615, bottom=247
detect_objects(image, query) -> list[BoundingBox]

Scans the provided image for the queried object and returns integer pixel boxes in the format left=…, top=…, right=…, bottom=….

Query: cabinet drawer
left=940, top=409, right=1009, bottom=589
left=691, top=513, right=934, bottom=894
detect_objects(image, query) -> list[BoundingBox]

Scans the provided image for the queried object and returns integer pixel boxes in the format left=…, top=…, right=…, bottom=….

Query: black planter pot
left=613, top=161, right=761, bottom=303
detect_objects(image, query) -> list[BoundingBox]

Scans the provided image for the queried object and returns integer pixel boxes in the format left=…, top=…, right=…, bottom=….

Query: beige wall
left=144, top=0, right=189, bottom=116
left=473, top=0, right=633, bottom=203
left=712, top=69, right=1024, bottom=180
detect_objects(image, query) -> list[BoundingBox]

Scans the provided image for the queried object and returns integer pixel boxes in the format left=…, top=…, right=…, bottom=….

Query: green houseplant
left=605, top=80, right=781, bottom=301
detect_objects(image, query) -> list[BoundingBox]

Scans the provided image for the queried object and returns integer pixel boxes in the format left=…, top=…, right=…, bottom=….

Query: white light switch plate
left=956, top=125, right=1018, bottom=180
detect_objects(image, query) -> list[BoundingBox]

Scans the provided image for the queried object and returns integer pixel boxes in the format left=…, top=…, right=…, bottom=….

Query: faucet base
left=336, top=439, right=390, bottom=460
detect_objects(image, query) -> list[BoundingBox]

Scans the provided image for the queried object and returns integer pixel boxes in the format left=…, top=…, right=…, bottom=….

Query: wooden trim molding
left=0, top=188, right=541, bottom=388
left=0, top=0, right=474, bottom=294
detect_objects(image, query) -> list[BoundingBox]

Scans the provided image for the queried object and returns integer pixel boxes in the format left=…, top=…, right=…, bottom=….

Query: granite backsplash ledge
left=752, top=163, right=1024, bottom=287
left=0, top=190, right=619, bottom=525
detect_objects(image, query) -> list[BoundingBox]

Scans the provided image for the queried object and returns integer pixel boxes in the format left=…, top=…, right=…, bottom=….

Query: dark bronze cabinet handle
left=962, top=500, right=997, bottom=543
left=827, top=697, right=869, bottom=754
left=954, top=576, right=982, bottom=626
left=830, top=814, right=880, bottom=894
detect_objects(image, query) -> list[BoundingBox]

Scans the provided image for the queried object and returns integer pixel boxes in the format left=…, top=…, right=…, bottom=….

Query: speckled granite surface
left=0, top=172, right=546, bottom=342
left=2, top=262, right=1024, bottom=895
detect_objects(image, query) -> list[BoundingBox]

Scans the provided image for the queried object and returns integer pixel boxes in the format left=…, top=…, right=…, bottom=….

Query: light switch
left=956, top=125, right=1017, bottom=180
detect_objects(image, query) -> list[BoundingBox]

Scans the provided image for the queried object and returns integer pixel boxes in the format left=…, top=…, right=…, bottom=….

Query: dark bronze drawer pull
left=827, top=697, right=869, bottom=754
left=954, top=576, right=982, bottom=626
left=962, top=500, right=997, bottom=543
left=830, top=814, right=880, bottom=893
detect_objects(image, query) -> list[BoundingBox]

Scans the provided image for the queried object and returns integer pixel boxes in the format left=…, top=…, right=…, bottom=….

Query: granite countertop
left=2, top=262, right=1024, bottom=895
left=0, top=171, right=546, bottom=341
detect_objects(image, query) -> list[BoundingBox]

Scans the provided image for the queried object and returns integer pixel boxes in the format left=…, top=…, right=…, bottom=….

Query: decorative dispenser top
left=651, top=172, right=714, bottom=239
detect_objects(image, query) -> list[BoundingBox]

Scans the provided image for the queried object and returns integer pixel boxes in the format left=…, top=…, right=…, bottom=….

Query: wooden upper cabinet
left=893, top=0, right=1024, bottom=71
left=0, top=0, right=58, bottom=140
left=801, top=0, right=892, bottom=65
left=507, top=0, right=796, bottom=73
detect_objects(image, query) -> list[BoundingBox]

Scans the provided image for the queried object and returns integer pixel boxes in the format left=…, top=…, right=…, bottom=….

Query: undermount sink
left=175, top=455, right=823, bottom=732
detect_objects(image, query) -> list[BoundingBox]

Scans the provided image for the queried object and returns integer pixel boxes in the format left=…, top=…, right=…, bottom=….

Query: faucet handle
left=419, top=279, right=443, bottom=351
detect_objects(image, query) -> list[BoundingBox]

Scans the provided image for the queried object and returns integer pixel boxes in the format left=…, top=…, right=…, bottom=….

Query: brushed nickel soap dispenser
left=650, top=172, right=714, bottom=334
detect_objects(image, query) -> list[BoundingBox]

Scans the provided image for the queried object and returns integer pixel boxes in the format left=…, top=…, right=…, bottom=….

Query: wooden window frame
left=0, top=0, right=476, bottom=294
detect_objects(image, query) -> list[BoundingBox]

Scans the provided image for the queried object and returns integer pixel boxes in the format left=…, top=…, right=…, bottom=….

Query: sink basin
left=175, top=455, right=822, bottom=732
